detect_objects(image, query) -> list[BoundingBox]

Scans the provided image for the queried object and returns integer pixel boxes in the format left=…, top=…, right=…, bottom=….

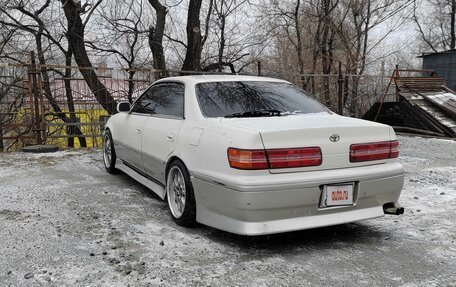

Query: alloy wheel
left=167, top=166, right=186, bottom=218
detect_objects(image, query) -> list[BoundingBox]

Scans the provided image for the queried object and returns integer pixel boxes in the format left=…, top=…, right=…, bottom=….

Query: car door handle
left=166, top=133, right=175, bottom=142
left=135, top=128, right=141, bottom=134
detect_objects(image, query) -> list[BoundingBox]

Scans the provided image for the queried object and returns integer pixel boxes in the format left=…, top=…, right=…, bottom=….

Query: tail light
left=227, top=148, right=268, bottom=170
left=350, top=140, right=399, bottom=162
left=228, top=147, right=322, bottom=170
left=267, top=147, right=322, bottom=168
left=390, top=140, right=400, bottom=158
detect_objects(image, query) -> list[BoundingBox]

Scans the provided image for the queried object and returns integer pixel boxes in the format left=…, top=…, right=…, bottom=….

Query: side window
left=131, top=82, right=185, bottom=117
left=131, top=90, right=154, bottom=114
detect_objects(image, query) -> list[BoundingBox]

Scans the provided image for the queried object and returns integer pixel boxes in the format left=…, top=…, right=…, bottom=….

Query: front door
left=115, top=89, right=161, bottom=173
left=116, top=113, right=148, bottom=172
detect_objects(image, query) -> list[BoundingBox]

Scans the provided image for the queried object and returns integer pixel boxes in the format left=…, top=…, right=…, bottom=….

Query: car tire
left=103, top=129, right=117, bottom=174
left=166, top=160, right=196, bottom=227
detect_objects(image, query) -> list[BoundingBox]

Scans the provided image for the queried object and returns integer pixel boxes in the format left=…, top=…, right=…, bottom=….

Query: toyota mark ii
left=103, top=75, right=404, bottom=235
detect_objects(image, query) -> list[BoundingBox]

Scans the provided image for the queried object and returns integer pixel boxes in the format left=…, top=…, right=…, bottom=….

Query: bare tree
left=266, top=0, right=338, bottom=102
left=60, top=0, right=118, bottom=115
left=336, top=0, right=413, bottom=115
left=320, top=0, right=338, bottom=107
left=148, top=0, right=168, bottom=78
left=413, top=0, right=456, bottom=52
left=208, top=0, right=248, bottom=71
left=182, top=0, right=203, bottom=71
left=0, top=0, right=88, bottom=147
left=89, top=0, right=152, bottom=102
left=0, top=74, right=28, bottom=151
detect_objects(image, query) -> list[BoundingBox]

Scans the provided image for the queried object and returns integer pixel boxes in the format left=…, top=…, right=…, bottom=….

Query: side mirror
left=117, top=102, right=131, bottom=113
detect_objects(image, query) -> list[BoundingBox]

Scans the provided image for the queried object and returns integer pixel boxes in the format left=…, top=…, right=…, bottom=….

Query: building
left=421, top=49, right=456, bottom=90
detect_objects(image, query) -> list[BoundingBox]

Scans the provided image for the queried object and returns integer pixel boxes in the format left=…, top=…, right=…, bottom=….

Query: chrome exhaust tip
left=383, top=203, right=405, bottom=215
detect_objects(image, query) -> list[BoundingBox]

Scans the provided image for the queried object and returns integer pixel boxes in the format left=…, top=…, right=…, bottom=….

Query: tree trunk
left=321, top=0, right=333, bottom=108
left=35, top=35, right=64, bottom=117
left=64, top=49, right=75, bottom=148
left=182, top=0, right=203, bottom=72
left=0, top=123, right=3, bottom=152
left=61, top=0, right=117, bottom=115
left=218, top=15, right=226, bottom=72
left=451, top=0, right=455, bottom=49
left=64, top=47, right=87, bottom=147
left=148, top=0, right=168, bottom=78
left=127, top=70, right=136, bottom=103
left=308, top=19, right=322, bottom=94
left=293, top=0, right=306, bottom=89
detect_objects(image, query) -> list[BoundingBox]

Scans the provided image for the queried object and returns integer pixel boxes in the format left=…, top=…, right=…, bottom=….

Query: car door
left=141, top=82, right=185, bottom=185
left=115, top=91, right=153, bottom=174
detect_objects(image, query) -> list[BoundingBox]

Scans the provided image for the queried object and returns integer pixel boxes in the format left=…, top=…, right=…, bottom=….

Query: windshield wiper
left=224, top=109, right=282, bottom=118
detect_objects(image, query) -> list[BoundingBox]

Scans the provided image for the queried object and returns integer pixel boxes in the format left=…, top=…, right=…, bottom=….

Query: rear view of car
left=190, top=78, right=404, bottom=235
left=103, top=75, right=405, bottom=236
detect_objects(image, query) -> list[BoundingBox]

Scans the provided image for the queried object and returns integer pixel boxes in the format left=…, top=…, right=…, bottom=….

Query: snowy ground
left=0, top=135, right=455, bottom=286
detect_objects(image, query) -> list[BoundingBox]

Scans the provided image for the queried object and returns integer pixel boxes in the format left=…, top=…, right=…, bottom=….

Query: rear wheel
left=103, top=130, right=117, bottom=174
left=166, top=160, right=196, bottom=226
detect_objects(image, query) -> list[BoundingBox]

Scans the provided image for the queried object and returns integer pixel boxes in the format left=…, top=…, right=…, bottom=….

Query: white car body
left=104, top=75, right=404, bottom=235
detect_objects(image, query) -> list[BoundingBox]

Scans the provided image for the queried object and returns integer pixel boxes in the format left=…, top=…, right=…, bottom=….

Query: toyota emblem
left=329, top=134, right=340, bottom=142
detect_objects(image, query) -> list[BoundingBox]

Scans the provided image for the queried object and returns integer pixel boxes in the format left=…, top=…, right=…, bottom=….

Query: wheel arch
left=165, top=156, right=188, bottom=180
left=104, top=122, right=114, bottom=133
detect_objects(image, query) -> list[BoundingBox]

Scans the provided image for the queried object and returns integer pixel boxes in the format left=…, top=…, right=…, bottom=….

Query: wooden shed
left=420, top=50, right=456, bottom=90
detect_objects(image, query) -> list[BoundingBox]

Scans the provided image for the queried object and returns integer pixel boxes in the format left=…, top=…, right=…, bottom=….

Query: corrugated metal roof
left=397, top=77, right=456, bottom=136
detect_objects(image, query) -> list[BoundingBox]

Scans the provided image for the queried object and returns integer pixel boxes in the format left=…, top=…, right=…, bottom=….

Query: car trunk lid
left=220, top=113, right=392, bottom=173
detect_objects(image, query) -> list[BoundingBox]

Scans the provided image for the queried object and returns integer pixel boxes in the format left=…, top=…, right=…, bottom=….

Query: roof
left=395, top=76, right=456, bottom=137
left=419, top=49, right=456, bottom=58
left=154, top=75, right=290, bottom=85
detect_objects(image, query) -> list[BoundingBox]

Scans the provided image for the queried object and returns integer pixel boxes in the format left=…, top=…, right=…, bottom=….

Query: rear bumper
left=191, top=162, right=404, bottom=235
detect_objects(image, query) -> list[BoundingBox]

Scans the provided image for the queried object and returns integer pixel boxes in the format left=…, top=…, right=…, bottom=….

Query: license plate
left=320, top=184, right=354, bottom=207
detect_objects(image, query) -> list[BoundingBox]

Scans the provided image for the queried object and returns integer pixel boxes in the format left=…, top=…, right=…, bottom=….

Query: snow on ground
left=0, top=136, right=455, bottom=286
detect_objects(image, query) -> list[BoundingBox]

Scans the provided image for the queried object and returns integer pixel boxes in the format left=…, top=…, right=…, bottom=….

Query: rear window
left=195, top=81, right=328, bottom=117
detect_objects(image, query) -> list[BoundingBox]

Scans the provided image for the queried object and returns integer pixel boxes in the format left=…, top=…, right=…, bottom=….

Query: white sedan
left=103, top=75, right=404, bottom=235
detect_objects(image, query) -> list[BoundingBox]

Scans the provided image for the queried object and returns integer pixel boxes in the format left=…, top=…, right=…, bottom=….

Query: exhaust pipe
left=383, top=203, right=405, bottom=215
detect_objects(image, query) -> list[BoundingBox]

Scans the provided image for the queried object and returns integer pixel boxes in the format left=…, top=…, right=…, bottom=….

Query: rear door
left=141, top=82, right=185, bottom=184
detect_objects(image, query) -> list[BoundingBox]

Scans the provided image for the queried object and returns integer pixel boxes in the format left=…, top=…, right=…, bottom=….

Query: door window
left=132, top=82, right=184, bottom=118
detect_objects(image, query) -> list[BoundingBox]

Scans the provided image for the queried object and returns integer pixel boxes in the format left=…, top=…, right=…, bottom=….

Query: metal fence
left=0, top=58, right=156, bottom=151
left=0, top=55, right=395, bottom=152
left=298, top=73, right=395, bottom=117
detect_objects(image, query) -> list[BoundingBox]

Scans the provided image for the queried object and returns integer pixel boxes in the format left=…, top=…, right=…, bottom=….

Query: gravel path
left=0, top=135, right=455, bottom=286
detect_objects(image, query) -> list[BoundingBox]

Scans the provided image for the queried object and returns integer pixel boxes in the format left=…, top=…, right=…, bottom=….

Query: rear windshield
left=195, top=81, right=328, bottom=117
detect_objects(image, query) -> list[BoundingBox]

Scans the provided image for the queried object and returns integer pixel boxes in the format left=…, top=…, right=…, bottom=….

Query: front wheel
left=103, top=129, right=117, bottom=174
left=166, top=161, right=196, bottom=227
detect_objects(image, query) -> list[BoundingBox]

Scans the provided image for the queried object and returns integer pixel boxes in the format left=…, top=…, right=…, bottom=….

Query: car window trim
left=150, top=114, right=184, bottom=120
left=130, top=112, right=153, bottom=117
